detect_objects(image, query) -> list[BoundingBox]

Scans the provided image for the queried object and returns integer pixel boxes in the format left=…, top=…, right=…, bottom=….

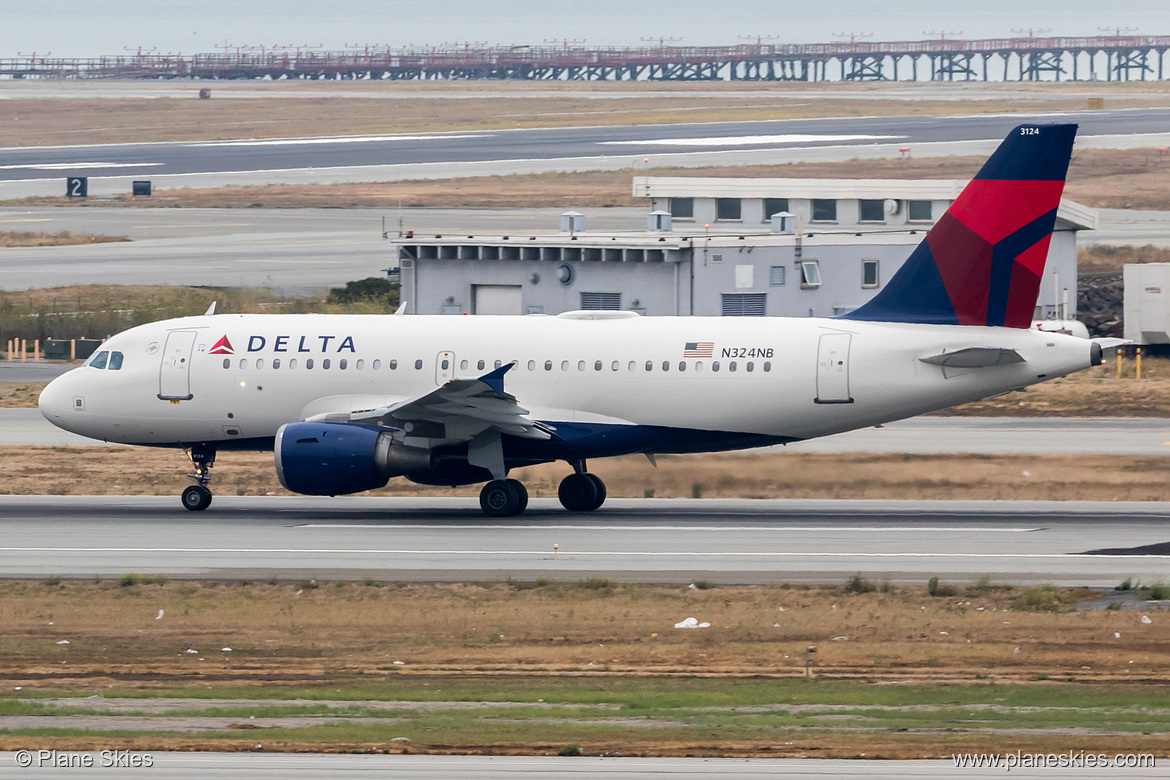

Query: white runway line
left=601, top=133, right=901, bottom=146
left=296, top=524, right=1044, bottom=532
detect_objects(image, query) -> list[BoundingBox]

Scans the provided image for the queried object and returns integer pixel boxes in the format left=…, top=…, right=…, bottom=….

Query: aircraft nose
left=38, top=371, right=78, bottom=428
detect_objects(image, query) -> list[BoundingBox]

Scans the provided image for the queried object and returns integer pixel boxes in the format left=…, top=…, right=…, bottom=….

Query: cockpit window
left=89, top=351, right=109, bottom=369
left=109, top=351, right=124, bottom=370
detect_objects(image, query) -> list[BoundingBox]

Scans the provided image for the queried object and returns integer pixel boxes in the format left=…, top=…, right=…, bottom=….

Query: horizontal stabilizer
left=919, top=347, right=1025, bottom=368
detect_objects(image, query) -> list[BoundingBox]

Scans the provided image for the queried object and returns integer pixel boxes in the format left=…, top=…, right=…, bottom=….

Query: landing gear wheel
left=584, top=473, right=607, bottom=511
left=181, top=484, right=212, bottom=512
left=480, top=479, right=524, bottom=517
left=505, top=479, right=529, bottom=513
left=558, top=472, right=600, bottom=512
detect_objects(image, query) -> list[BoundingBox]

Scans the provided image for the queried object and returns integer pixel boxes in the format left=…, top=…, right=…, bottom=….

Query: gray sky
left=3, top=0, right=1168, bottom=57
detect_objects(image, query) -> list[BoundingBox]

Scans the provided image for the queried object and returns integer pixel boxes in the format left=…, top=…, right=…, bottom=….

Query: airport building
left=390, top=178, right=1096, bottom=319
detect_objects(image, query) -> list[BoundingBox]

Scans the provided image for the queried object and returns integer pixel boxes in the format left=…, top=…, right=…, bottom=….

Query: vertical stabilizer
left=842, top=123, right=1077, bottom=328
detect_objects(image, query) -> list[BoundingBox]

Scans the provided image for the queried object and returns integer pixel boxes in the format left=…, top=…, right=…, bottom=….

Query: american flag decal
left=683, top=341, right=714, bottom=358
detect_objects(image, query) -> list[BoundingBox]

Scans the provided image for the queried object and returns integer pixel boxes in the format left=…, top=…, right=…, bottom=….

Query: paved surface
left=0, top=202, right=1166, bottom=292
left=0, top=496, right=1168, bottom=586
left=0, top=361, right=74, bottom=383
left=4, top=406, right=1169, bottom=454
left=4, top=753, right=1161, bottom=779
left=3, top=109, right=1169, bottom=198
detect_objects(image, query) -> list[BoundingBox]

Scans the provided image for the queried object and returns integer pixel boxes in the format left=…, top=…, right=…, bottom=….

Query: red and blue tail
left=842, top=123, right=1076, bottom=328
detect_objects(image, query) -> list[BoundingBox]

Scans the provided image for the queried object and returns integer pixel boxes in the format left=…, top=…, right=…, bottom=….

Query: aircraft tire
left=480, top=479, right=523, bottom=517
left=181, top=485, right=212, bottom=512
left=558, top=473, right=599, bottom=512
left=584, top=474, right=606, bottom=510
left=506, top=479, right=529, bottom=513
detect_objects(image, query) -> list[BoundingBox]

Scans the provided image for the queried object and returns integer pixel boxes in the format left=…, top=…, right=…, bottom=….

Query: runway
left=3, top=109, right=1169, bottom=198
left=3, top=753, right=1156, bottom=780
left=0, top=496, right=1167, bottom=587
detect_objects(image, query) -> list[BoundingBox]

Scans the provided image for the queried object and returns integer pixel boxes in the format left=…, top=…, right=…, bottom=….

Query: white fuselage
left=39, top=312, right=1094, bottom=450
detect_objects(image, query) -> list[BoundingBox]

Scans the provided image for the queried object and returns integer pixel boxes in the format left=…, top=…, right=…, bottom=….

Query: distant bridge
left=3, top=36, right=1169, bottom=82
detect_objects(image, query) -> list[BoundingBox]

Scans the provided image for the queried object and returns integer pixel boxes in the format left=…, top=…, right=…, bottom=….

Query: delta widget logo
left=209, top=336, right=235, bottom=355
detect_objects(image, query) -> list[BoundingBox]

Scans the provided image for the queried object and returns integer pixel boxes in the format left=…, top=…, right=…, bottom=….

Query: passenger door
left=815, top=333, right=853, bottom=404
left=158, top=330, right=197, bottom=400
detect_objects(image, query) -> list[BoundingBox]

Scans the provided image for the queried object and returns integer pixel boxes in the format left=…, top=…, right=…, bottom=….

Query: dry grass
left=0, top=231, right=129, bottom=247
left=11, top=146, right=1170, bottom=211
left=3, top=79, right=1161, bottom=148
left=3, top=447, right=1170, bottom=502
left=0, top=382, right=46, bottom=407
left=1080, top=244, right=1170, bottom=276
left=0, top=580, right=1160, bottom=683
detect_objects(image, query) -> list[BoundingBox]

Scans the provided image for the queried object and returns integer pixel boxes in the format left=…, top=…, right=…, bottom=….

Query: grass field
left=0, top=580, right=1168, bottom=757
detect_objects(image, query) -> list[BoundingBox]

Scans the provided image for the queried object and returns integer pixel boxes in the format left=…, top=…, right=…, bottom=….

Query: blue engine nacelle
left=274, top=421, right=433, bottom=496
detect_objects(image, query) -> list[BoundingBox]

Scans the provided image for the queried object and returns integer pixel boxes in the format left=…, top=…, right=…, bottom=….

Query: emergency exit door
left=815, top=333, right=853, bottom=404
left=158, top=330, right=197, bottom=400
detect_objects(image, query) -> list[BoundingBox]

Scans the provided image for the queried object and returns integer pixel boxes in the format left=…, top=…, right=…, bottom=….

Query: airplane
left=39, top=122, right=1102, bottom=517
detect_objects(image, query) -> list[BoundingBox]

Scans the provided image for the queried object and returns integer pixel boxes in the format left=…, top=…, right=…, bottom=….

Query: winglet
left=204, top=301, right=217, bottom=316
left=477, top=362, right=514, bottom=397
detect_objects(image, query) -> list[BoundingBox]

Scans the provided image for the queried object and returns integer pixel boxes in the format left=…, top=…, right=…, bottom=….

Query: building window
left=716, top=198, right=741, bottom=221
left=859, top=199, right=885, bottom=222
left=862, top=259, right=880, bottom=288
left=800, top=261, right=822, bottom=288
left=580, top=291, right=621, bottom=310
left=763, top=198, right=789, bottom=221
left=721, top=293, right=767, bottom=316
left=769, top=266, right=786, bottom=286
left=671, top=197, right=694, bottom=219
left=908, top=200, right=933, bottom=221
left=811, top=199, right=837, bottom=222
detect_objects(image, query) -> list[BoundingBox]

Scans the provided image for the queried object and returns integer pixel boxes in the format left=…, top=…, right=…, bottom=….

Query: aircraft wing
left=306, top=363, right=552, bottom=446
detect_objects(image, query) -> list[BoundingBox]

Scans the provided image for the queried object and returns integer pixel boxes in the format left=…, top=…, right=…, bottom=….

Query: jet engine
left=274, top=421, right=434, bottom=496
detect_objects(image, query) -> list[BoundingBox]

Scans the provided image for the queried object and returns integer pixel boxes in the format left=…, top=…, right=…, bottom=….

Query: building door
left=473, top=284, right=522, bottom=315
left=815, top=333, right=853, bottom=404
left=158, top=330, right=197, bottom=400
left=435, top=351, right=456, bottom=384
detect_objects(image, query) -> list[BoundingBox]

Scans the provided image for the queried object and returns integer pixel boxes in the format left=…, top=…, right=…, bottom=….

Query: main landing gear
left=181, top=443, right=215, bottom=511
left=476, top=461, right=607, bottom=517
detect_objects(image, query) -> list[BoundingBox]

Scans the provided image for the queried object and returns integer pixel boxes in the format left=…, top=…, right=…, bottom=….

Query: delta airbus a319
left=39, top=123, right=1102, bottom=516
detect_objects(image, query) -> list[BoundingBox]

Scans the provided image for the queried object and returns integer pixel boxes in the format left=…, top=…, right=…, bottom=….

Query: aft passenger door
left=815, top=333, right=853, bottom=404
left=158, top=330, right=197, bottom=401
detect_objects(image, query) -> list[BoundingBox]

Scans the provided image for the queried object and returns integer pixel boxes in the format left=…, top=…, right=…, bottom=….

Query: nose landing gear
left=181, top=443, right=215, bottom=511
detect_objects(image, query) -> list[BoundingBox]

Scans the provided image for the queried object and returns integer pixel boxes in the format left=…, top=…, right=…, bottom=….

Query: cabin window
left=578, top=360, right=586, bottom=371
left=561, top=360, right=569, bottom=371
left=289, top=359, right=298, bottom=369
left=255, top=358, right=264, bottom=370
left=764, top=361, right=772, bottom=372
left=678, top=361, right=687, bottom=372
left=695, top=361, right=704, bottom=372
left=356, top=359, right=364, bottom=370
left=712, top=361, right=720, bottom=372
left=645, top=361, right=653, bottom=371
left=662, top=361, right=670, bottom=371
left=273, top=358, right=281, bottom=369
left=594, top=360, right=603, bottom=371
left=494, top=360, right=503, bottom=369
left=238, top=359, right=248, bottom=370
left=440, top=358, right=448, bottom=370
left=628, top=361, right=637, bottom=371
left=477, top=360, right=485, bottom=370
left=544, top=360, right=553, bottom=371
left=460, top=359, right=468, bottom=370
left=109, top=351, right=124, bottom=370
left=373, top=359, right=381, bottom=370
left=729, top=361, right=737, bottom=372
left=322, top=359, right=331, bottom=370
left=746, top=362, right=755, bottom=372
left=527, top=360, right=536, bottom=371
left=415, top=359, right=423, bottom=370
left=223, top=358, right=230, bottom=369
left=611, top=360, right=619, bottom=371
left=306, top=359, right=314, bottom=369
left=389, top=360, right=398, bottom=370
left=340, top=359, right=348, bottom=370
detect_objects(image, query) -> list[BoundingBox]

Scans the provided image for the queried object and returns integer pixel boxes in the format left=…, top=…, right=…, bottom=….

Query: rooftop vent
left=771, top=211, right=796, bottom=235
left=648, top=210, right=672, bottom=232
left=560, top=211, right=584, bottom=235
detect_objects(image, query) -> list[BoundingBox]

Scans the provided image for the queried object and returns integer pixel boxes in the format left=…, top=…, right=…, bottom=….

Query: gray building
left=391, top=178, right=1096, bottom=319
